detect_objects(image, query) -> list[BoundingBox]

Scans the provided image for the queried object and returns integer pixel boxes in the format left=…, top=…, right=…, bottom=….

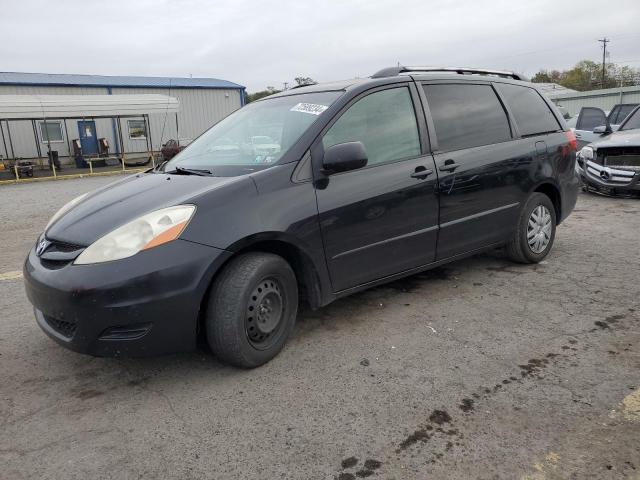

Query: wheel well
left=195, top=240, right=323, bottom=346
left=534, top=183, right=561, bottom=224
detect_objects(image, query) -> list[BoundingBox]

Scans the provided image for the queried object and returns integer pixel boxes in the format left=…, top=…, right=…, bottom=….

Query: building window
left=39, top=121, right=64, bottom=143
left=128, top=119, right=147, bottom=139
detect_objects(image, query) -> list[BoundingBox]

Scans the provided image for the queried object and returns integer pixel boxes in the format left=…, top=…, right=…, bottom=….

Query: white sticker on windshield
left=290, top=103, right=329, bottom=115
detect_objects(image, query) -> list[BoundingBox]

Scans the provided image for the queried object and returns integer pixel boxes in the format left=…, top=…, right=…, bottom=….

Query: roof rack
left=371, top=66, right=527, bottom=81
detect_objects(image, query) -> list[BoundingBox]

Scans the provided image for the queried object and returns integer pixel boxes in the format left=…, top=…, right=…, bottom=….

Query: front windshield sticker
left=290, top=103, right=329, bottom=115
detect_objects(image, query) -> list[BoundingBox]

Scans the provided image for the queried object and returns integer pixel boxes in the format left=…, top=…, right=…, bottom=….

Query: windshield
left=164, top=91, right=342, bottom=175
left=621, top=107, right=640, bottom=131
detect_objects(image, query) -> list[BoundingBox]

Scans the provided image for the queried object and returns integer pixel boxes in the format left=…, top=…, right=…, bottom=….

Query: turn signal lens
left=74, top=205, right=196, bottom=265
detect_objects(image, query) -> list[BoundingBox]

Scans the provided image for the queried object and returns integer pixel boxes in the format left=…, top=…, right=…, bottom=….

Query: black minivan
left=24, top=66, right=579, bottom=367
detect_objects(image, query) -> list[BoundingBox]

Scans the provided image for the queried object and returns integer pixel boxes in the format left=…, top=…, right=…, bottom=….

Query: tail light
left=565, top=130, right=577, bottom=151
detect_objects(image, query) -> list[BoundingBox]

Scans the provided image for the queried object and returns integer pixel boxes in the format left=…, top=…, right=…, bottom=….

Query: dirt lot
left=1, top=177, right=639, bottom=480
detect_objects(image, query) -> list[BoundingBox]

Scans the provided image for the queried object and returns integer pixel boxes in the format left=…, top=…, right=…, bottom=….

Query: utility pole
left=283, top=82, right=289, bottom=91
left=598, top=38, right=609, bottom=88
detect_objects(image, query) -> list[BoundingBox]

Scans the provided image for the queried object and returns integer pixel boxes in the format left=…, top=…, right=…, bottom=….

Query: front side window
left=128, top=120, right=147, bottom=139
left=497, top=83, right=560, bottom=136
left=423, top=84, right=511, bottom=152
left=322, top=87, right=421, bottom=166
left=576, top=107, right=607, bottom=131
left=39, top=121, right=63, bottom=143
left=166, top=91, right=342, bottom=175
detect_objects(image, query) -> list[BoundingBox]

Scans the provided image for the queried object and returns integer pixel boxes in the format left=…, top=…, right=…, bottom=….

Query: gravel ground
left=1, top=177, right=639, bottom=480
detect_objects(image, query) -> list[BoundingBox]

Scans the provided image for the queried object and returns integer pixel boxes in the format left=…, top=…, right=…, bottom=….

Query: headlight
left=74, top=205, right=196, bottom=265
left=579, top=146, right=594, bottom=160
left=45, top=193, right=89, bottom=231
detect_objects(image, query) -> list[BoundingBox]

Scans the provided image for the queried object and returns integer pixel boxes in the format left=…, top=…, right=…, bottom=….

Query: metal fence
left=548, top=85, right=640, bottom=117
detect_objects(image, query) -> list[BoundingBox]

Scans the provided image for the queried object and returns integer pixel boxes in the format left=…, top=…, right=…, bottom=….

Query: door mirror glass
left=592, top=125, right=610, bottom=134
left=322, top=141, right=368, bottom=174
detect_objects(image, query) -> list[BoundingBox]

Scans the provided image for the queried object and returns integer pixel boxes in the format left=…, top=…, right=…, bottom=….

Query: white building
left=0, top=72, right=245, bottom=164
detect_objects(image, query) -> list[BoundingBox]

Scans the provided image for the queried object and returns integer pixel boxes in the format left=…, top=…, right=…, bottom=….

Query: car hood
left=46, top=172, right=254, bottom=246
left=590, top=129, right=640, bottom=149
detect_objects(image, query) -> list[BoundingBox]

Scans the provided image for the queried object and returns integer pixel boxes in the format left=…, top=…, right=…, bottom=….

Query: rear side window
left=323, top=87, right=421, bottom=166
left=497, top=83, right=560, bottom=136
left=422, top=84, right=511, bottom=152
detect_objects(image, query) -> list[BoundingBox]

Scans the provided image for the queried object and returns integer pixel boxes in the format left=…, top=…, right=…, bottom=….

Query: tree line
left=245, top=77, right=317, bottom=103
left=531, top=60, right=640, bottom=91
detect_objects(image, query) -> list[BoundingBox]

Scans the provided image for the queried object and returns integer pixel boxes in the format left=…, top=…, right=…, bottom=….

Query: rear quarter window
left=497, top=83, right=561, bottom=137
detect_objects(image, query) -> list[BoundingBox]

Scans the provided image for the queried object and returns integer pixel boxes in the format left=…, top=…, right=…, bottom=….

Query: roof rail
left=371, top=66, right=527, bottom=81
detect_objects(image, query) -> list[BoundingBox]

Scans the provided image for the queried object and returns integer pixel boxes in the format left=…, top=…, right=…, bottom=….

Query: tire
left=205, top=252, right=298, bottom=368
left=506, top=192, right=557, bottom=264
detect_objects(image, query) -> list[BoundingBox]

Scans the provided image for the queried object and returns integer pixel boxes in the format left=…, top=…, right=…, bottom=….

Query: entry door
left=314, top=85, right=439, bottom=292
left=420, top=82, right=523, bottom=260
left=78, top=121, right=98, bottom=155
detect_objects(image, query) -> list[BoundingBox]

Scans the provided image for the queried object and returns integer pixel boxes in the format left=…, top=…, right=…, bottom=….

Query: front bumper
left=24, top=238, right=231, bottom=357
left=576, top=158, right=640, bottom=196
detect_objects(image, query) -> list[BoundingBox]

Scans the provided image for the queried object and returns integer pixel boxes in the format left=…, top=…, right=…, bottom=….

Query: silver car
left=575, top=105, right=640, bottom=197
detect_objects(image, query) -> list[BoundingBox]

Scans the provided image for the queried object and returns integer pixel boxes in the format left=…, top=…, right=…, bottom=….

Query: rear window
left=423, top=84, right=511, bottom=152
left=497, top=83, right=561, bottom=136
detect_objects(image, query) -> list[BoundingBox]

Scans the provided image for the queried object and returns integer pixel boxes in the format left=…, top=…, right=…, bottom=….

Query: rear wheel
left=506, top=192, right=556, bottom=263
left=205, top=252, right=298, bottom=368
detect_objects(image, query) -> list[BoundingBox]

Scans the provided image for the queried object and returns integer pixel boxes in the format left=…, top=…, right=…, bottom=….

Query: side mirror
left=322, top=141, right=368, bottom=175
left=593, top=124, right=612, bottom=134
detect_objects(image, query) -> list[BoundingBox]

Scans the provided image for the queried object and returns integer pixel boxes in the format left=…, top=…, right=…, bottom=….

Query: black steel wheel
left=206, top=252, right=298, bottom=368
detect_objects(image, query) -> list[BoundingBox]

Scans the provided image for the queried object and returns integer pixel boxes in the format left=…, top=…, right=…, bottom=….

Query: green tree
left=294, top=76, right=317, bottom=87
left=246, top=86, right=281, bottom=103
left=531, top=60, right=640, bottom=91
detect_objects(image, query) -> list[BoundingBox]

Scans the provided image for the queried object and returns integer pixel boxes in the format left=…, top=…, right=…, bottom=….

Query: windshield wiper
left=166, top=166, right=213, bottom=176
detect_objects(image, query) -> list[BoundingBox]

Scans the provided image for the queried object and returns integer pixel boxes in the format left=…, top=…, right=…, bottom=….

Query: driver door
left=575, top=107, right=608, bottom=149
left=313, top=84, right=439, bottom=292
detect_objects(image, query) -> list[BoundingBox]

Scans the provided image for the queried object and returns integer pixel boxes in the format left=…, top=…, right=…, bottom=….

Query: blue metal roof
left=0, top=72, right=244, bottom=90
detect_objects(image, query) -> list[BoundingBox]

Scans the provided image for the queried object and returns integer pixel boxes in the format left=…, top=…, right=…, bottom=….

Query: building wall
left=549, top=86, right=640, bottom=117
left=0, top=85, right=242, bottom=162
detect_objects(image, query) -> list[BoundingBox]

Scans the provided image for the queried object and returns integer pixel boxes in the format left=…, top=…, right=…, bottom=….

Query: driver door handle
left=410, top=166, right=433, bottom=180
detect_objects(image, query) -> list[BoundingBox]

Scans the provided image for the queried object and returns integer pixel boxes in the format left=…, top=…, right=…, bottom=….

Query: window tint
left=621, top=108, right=640, bottom=131
left=610, top=104, right=637, bottom=125
left=423, top=84, right=511, bottom=151
left=323, top=87, right=420, bottom=166
left=497, top=83, right=560, bottom=136
left=576, top=107, right=607, bottom=131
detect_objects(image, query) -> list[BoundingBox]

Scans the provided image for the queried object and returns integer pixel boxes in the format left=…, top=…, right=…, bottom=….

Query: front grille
left=586, top=160, right=636, bottom=185
left=38, top=238, right=84, bottom=268
left=44, top=314, right=77, bottom=338
left=599, top=147, right=640, bottom=170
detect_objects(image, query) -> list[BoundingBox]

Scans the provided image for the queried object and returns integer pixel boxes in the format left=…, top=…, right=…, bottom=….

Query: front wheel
left=205, top=252, right=298, bottom=368
left=506, top=192, right=557, bottom=263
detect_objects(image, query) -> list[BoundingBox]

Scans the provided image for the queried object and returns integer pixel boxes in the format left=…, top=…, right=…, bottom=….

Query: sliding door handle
left=439, top=160, right=460, bottom=172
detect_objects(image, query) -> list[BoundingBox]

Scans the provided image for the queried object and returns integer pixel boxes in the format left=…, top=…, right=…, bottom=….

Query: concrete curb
left=0, top=168, right=147, bottom=186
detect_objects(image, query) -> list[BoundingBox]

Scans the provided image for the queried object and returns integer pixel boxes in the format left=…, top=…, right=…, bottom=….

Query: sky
left=1, top=0, right=639, bottom=92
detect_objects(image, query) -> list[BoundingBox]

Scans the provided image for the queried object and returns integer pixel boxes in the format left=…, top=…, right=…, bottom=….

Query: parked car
left=576, top=104, right=640, bottom=197
left=573, top=103, right=638, bottom=149
left=24, top=66, right=578, bottom=367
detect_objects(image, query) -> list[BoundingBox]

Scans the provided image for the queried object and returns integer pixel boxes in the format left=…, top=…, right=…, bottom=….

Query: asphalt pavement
left=1, top=177, right=639, bottom=479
